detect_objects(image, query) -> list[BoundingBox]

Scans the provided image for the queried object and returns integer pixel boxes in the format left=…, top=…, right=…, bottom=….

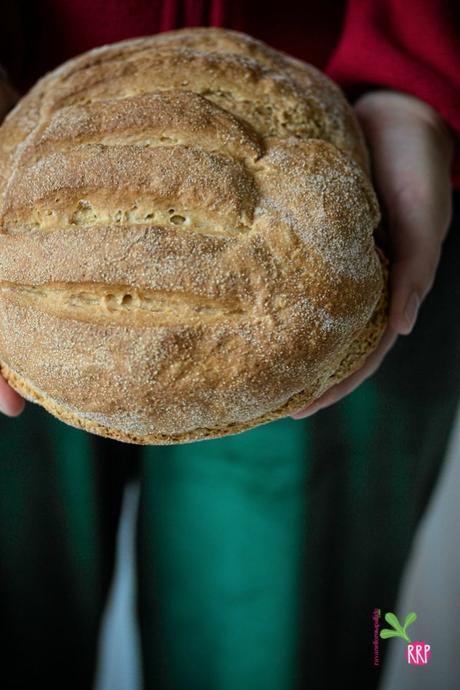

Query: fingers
left=388, top=230, right=440, bottom=335
left=290, top=91, right=454, bottom=421
left=290, top=326, right=398, bottom=419
left=383, top=170, right=450, bottom=335
left=0, top=375, right=25, bottom=416
left=354, top=91, right=454, bottom=336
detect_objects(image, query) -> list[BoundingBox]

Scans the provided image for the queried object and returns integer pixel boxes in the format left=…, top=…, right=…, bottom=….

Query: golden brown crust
left=0, top=27, right=389, bottom=444
left=0, top=258, right=388, bottom=444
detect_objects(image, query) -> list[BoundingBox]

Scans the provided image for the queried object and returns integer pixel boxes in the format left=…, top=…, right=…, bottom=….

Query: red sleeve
left=325, top=0, right=460, bottom=188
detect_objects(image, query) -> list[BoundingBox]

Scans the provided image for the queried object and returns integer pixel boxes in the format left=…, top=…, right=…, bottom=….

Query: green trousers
left=1, top=193, right=459, bottom=690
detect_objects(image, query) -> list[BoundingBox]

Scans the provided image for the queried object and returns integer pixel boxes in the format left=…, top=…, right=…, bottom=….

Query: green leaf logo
left=380, top=629, right=402, bottom=640
left=380, top=611, right=417, bottom=644
left=403, top=612, right=417, bottom=629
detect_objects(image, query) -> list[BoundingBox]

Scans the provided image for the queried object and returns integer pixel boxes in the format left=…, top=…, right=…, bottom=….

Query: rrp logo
left=380, top=612, right=431, bottom=666
left=406, top=641, right=431, bottom=666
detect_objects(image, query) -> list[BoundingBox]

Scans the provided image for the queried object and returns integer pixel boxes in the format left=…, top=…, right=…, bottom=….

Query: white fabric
left=379, top=400, right=460, bottom=690
left=93, top=480, right=143, bottom=690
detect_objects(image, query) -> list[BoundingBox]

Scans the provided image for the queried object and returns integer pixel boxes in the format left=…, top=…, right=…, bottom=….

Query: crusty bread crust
left=0, top=27, right=388, bottom=444
left=0, top=262, right=388, bottom=444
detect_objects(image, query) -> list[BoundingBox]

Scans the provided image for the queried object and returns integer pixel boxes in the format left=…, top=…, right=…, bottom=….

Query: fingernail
left=404, top=291, right=419, bottom=333
left=0, top=400, right=12, bottom=416
left=0, top=395, right=25, bottom=416
left=291, top=403, right=320, bottom=420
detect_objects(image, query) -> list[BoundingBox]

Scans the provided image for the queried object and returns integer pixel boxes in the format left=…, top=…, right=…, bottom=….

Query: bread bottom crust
left=0, top=256, right=389, bottom=445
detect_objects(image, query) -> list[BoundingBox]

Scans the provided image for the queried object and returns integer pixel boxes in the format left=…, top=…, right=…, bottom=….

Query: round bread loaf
left=0, top=27, right=388, bottom=445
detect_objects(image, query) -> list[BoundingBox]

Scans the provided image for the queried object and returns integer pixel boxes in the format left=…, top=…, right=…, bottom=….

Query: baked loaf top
left=0, top=27, right=388, bottom=444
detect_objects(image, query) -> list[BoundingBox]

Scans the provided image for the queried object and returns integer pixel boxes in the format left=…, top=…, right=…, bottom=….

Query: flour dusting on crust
left=0, top=27, right=388, bottom=444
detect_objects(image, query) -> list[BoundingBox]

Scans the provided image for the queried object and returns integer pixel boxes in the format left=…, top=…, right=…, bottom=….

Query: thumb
left=0, top=372, right=25, bottom=416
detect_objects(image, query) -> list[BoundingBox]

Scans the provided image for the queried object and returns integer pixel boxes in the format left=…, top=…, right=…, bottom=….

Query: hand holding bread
left=291, top=89, right=455, bottom=418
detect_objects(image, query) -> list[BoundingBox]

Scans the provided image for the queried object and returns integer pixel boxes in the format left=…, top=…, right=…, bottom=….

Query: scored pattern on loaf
left=2, top=143, right=258, bottom=235
left=28, top=90, right=264, bottom=162
left=0, top=281, right=246, bottom=324
left=3, top=200, right=250, bottom=236
left=45, top=49, right=327, bottom=138
left=0, top=27, right=387, bottom=443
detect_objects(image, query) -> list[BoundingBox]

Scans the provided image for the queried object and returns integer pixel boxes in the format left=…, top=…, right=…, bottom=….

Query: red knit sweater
left=1, top=0, right=459, bottom=186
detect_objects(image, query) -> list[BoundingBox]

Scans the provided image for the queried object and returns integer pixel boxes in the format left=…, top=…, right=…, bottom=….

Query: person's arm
left=326, top=0, right=460, bottom=187
left=0, top=66, right=25, bottom=416
left=291, top=0, right=458, bottom=419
